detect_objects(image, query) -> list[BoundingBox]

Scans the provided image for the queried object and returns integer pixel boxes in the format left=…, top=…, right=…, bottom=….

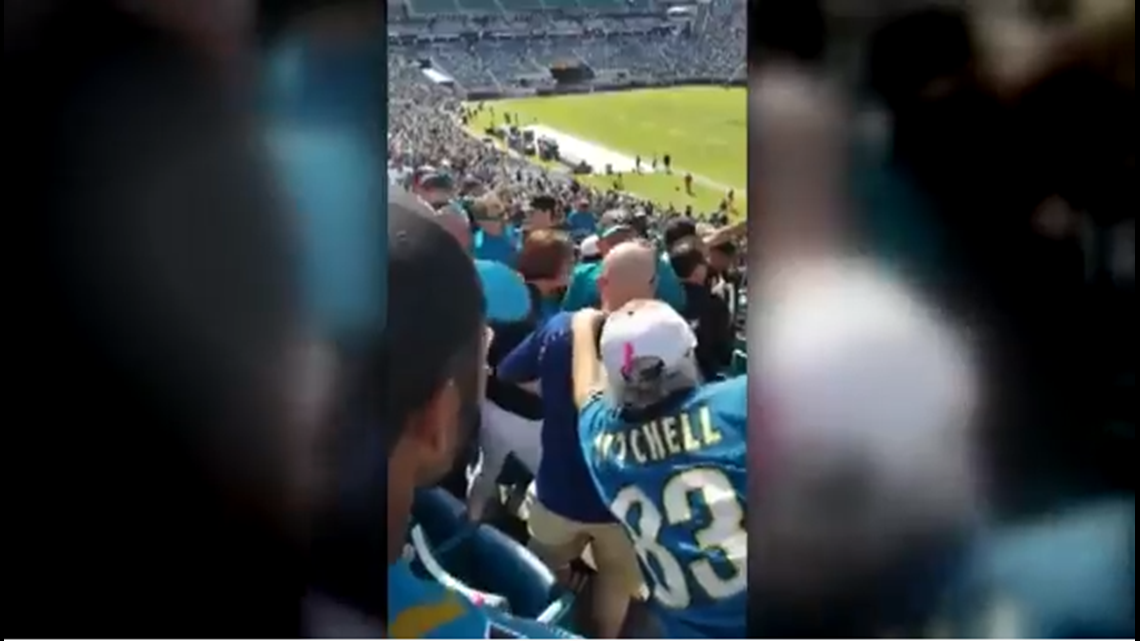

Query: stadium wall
left=465, top=77, right=744, bottom=101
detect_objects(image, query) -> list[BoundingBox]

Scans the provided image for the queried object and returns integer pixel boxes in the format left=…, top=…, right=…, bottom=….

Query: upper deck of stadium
left=388, top=0, right=659, bottom=21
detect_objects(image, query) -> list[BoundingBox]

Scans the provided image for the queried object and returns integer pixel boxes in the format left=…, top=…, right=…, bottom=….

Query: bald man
left=598, top=240, right=659, bottom=312
left=495, top=240, right=657, bottom=638
left=562, top=211, right=686, bottom=312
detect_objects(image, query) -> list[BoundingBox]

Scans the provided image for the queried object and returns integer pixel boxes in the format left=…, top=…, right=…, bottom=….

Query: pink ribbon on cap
left=621, top=341, right=635, bottom=377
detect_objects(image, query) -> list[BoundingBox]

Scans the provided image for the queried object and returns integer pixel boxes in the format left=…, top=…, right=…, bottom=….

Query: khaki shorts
left=526, top=491, right=645, bottom=598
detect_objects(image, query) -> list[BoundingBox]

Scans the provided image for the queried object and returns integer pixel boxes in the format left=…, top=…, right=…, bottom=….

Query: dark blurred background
left=6, top=0, right=380, bottom=636
left=750, top=0, right=1133, bottom=521
left=747, top=0, right=1133, bottom=636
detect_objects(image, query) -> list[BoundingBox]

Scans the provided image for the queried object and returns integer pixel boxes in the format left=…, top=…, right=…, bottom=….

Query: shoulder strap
left=593, top=315, right=607, bottom=356
left=525, top=283, right=544, bottom=325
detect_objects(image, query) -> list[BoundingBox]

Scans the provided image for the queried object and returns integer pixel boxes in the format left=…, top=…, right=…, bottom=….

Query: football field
left=469, top=86, right=746, bottom=217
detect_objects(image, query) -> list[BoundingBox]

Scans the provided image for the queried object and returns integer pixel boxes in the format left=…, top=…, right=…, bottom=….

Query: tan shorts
left=527, top=492, right=645, bottom=598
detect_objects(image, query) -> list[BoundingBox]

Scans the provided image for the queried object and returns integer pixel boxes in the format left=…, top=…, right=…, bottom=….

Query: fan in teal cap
left=561, top=210, right=686, bottom=312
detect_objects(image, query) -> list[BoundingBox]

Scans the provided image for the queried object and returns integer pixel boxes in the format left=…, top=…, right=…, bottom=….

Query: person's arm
left=466, top=428, right=505, bottom=522
left=703, top=218, right=747, bottom=247
left=571, top=309, right=607, bottom=409
left=654, top=255, right=687, bottom=312
left=497, top=326, right=544, bottom=384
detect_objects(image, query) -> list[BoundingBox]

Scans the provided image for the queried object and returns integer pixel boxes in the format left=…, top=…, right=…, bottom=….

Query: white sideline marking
left=523, top=124, right=643, bottom=174
left=522, top=124, right=740, bottom=195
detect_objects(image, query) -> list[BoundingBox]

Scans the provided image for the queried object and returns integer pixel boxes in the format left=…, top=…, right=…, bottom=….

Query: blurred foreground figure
left=381, top=191, right=579, bottom=639
left=750, top=259, right=981, bottom=637
left=748, top=14, right=1134, bottom=634
left=860, top=0, right=1135, bottom=512
left=7, top=0, right=316, bottom=636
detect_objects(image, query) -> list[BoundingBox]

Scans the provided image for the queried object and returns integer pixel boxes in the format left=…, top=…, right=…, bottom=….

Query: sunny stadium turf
left=468, top=86, right=746, bottom=217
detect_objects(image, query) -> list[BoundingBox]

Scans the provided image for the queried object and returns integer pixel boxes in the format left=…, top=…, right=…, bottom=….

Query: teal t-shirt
left=474, top=226, right=521, bottom=267
left=561, top=255, right=685, bottom=312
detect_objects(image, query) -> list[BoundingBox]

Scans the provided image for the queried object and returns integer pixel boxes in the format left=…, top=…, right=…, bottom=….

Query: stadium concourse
left=386, top=0, right=748, bottom=636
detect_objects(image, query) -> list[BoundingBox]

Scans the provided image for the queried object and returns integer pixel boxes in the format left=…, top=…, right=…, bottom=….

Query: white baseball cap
left=580, top=234, right=601, bottom=259
left=599, top=301, right=697, bottom=385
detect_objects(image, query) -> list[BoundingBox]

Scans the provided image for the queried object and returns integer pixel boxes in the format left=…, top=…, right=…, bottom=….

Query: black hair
left=711, top=239, right=738, bottom=256
left=748, top=0, right=826, bottom=65
left=670, top=239, right=708, bottom=280
left=664, top=217, right=699, bottom=249
left=530, top=194, right=558, bottom=212
left=864, top=6, right=974, bottom=111
left=381, top=192, right=487, bottom=456
left=372, top=323, right=485, bottom=456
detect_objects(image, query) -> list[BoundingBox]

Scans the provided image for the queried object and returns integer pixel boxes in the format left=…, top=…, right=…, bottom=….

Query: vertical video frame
left=747, top=0, right=1133, bottom=637
left=387, top=0, right=750, bottom=635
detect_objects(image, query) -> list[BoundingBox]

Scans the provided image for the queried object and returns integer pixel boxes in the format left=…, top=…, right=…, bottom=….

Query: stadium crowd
left=387, top=0, right=751, bottom=636
left=387, top=52, right=745, bottom=244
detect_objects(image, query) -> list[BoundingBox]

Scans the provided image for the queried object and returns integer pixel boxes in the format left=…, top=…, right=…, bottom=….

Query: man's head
left=664, top=217, right=701, bottom=250
left=417, top=171, right=454, bottom=208
left=596, top=209, right=639, bottom=256
left=459, top=176, right=486, bottom=198
left=433, top=202, right=472, bottom=254
left=470, top=193, right=507, bottom=235
left=599, top=300, right=701, bottom=409
left=708, top=240, right=737, bottom=275
left=516, top=229, right=574, bottom=291
left=526, top=194, right=557, bottom=231
left=383, top=190, right=489, bottom=496
left=598, top=240, right=657, bottom=311
left=669, top=239, right=709, bottom=285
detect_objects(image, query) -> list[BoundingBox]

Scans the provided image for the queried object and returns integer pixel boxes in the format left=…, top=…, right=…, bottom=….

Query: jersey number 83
left=611, top=467, right=747, bottom=609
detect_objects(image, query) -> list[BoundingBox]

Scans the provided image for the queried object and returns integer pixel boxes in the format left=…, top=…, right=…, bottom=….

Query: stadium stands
left=388, top=0, right=745, bottom=92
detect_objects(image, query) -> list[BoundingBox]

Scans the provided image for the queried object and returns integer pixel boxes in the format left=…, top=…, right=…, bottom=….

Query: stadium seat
left=466, top=524, right=559, bottom=618
left=410, top=488, right=565, bottom=622
left=412, top=487, right=473, bottom=553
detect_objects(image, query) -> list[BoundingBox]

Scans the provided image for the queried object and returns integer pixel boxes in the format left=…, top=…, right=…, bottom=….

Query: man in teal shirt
left=471, top=197, right=522, bottom=267
left=562, top=210, right=686, bottom=312
left=566, top=199, right=597, bottom=242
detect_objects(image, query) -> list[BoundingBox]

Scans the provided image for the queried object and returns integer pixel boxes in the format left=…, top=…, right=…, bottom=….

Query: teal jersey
left=577, top=376, right=748, bottom=638
left=935, top=498, right=1135, bottom=639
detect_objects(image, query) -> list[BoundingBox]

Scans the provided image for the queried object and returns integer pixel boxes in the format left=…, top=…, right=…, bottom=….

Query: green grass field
left=468, top=87, right=746, bottom=217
